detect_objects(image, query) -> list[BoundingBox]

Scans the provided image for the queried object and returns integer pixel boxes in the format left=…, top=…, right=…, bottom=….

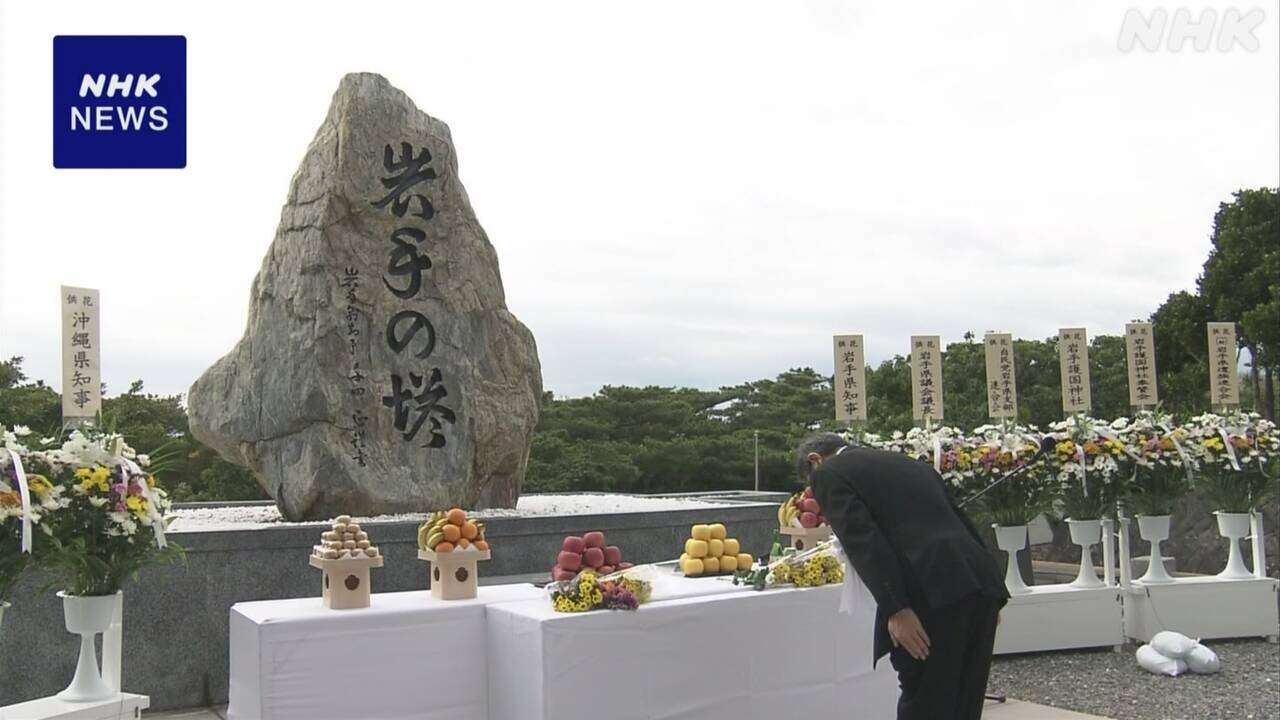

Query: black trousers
left=888, top=593, right=1003, bottom=720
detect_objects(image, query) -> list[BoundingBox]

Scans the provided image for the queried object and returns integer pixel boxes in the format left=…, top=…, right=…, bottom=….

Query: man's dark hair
left=795, top=431, right=850, bottom=484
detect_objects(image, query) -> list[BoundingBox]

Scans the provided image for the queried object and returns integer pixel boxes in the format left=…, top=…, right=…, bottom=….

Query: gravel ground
left=990, top=639, right=1279, bottom=720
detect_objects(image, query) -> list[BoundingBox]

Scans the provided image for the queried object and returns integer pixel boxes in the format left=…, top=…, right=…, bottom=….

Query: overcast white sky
left=1, top=0, right=1276, bottom=399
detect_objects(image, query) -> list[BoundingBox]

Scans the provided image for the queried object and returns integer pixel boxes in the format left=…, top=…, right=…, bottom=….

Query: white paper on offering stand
left=831, top=536, right=874, bottom=615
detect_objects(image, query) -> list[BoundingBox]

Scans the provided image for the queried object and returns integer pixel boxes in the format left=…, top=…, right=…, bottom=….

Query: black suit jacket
left=811, top=446, right=1009, bottom=662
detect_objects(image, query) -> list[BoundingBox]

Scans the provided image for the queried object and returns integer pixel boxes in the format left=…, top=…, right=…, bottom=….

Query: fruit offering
left=778, top=487, right=827, bottom=529
left=679, top=523, right=752, bottom=577
left=552, top=531, right=634, bottom=581
left=312, top=515, right=381, bottom=560
left=418, top=508, right=490, bottom=554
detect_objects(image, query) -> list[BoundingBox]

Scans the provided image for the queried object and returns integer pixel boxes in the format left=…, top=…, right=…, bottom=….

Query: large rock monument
left=189, top=73, right=542, bottom=520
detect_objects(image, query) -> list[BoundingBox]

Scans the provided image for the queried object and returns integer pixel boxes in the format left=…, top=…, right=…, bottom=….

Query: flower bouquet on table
left=732, top=539, right=843, bottom=591
left=1, top=426, right=70, bottom=620
left=1185, top=412, right=1278, bottom=580
left=548, top=568, right=653, bottom=613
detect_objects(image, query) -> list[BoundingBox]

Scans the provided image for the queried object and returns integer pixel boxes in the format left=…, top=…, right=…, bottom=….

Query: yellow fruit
left=737, top=553, right=753, bottom=568
left=720, top=555, right=738, bottom=572
left=709, top=524, right=727, bottom=540
left=707, top=539, right=724, bottom=558
left=685, top=539, right=708, bottom=558
left=427, top=531, right=445, bottom=548
left=680, top=552, right=690, bottom=563
left=691, top=524, right=711, bottom=541
left=723, top=538, right=740, bottom=556
left=703, top=556, right=721, bottom=574
left=681, top=557, right=705, bottom=577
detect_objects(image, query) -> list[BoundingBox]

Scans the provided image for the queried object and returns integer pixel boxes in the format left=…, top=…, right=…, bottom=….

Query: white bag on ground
left=1185, top=644, right=1221, bottom=674
left=1137, top=644, right=1189, bottom=677
left=1150, top=630, right=1198, bottom=659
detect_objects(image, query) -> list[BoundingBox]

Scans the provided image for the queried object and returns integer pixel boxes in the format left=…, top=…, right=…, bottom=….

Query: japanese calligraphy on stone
left=60, top=285, right=101, bottom=420
left=832, top=334, right=867, bottom=423
left=910, top=335, right=944, bottom=422
left=1058, top=328, right=1091, bottom=414
left=371, top=140, right=457, bottom=450
left=1207, top=322, right=1239, bottom=407
left=1124, top=322, right=1159, bottom=408
left=984, top=333, right=1017, bottom=419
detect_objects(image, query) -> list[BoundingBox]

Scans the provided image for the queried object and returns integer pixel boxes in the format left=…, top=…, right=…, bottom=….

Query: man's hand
left=888, top=608, right=930, bottom=661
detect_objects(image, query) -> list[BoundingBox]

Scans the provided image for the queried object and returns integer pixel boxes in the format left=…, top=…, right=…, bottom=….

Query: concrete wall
left=0, top=494, right=785, bottom=710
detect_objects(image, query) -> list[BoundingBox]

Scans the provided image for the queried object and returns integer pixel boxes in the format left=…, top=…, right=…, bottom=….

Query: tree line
left=1, top=188, right=1274, bottom=501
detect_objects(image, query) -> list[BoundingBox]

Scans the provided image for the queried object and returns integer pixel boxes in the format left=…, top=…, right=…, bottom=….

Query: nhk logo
left=53, top=36, right=186, bottom=168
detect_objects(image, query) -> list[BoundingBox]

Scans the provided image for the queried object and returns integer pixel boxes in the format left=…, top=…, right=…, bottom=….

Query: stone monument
left=189, top=73, right=542, bottom=520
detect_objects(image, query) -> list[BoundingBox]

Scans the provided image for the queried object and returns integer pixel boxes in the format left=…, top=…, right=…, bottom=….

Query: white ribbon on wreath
left=5, top=449, right=33, bottom=554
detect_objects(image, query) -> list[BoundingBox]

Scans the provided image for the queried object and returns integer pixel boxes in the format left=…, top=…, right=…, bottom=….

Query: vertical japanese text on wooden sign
left=910, top=335, right=944, bottom=422
left=1207, top=322, right=1239, bottom=407
left=1058, top=328, right=1091, bottom=415
left=370, top=141, right=458, bottom=452
left=983, top=333, right=1017, bottom=419
left=1124, top=322, right=1159, bottom=409
left=60, top=286, right=102, bottom=421
left=832, top=334, right=868, bottom=424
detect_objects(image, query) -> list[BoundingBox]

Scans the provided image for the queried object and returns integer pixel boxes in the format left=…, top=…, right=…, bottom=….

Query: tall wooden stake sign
left=910, top=335, right=944, bottom=423
left=832, top=334, right=868, bottom=425
left=1124, top=322, right=1158, bottom=410
left=1207, top=322, right=1240, bottom=409
left=1058, top=328, right=1091, bottom=415
left=984, top=332, right=1017, bottom=419
left=60, top=286, right=102, bottom=425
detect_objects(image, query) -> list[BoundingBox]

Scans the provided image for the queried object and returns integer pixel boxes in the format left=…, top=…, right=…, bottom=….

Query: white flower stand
left=994, top=517, right=1125, bottom=654
left=1215, top=511, right=1254, bottom=580
left=993, top=524, right=1031, bottom=595
left=1121, top=510, right=1279, bottom=643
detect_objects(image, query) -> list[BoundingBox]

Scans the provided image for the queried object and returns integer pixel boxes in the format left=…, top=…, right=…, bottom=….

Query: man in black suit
left=798, top=432, right=1009, bottom=720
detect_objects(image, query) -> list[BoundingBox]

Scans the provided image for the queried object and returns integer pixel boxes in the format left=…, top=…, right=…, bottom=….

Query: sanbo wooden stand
left=419, top=548, right=490, bottom=600
left=780, top=525, right=831, bottom=552
left=310, top=554, right=384, bottom=610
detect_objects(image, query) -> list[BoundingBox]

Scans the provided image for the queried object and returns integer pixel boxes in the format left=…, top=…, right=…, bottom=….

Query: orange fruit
left=446, top=508, right=467, bottom=526
left=461, top=521, right=479, bottom=540
left=442, top=524, right=461, bottom=543
left=474, top=540, right=489, bottom=551
left=457, top=538, right=471, bottom=548
left=435, top=541, right=455, bottom=553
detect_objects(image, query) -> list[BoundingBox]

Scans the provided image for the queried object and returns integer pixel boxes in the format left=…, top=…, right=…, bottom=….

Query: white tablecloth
left=228, top=584, right=544, bottom=720
left=486, top=583, right=899, bottom=720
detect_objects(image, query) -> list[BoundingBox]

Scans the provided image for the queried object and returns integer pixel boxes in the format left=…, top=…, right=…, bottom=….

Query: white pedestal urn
left=1214, top=511, right=1254, bottom=580
left=993, top=525, right=1031, bottom=595
left=1066, top=518, right=1105, bottom=589
left=57, top=591, right=120, bottom=702
left=1135, top=515, right=1175, bottom=584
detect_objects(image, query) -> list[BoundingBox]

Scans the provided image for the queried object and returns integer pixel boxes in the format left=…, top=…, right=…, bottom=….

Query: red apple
left=618, top=562, right=634, bottom=570
left=598, top=565, right=615, bottom=575
left=562, top=536, right=586, bottom=554
left=800, top=511, right=819, bottom=528
left=557, top=551, right=582, bottom=570
left=583, top=531, right=606, bottom=548
left=801, top=498, right=821, bottom=514
left=802, top=486, right=814, bottom=499
left=552, top=566, right=577, bottom=582
left=603, top=546, right=623, bottom=565
left=583, top=546, right=605, bottom=568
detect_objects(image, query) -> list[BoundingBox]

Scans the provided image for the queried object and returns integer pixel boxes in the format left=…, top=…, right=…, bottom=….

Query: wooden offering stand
left=419, top=548, right=491, bottom=601
left=780, top=525, right=832, bottom=552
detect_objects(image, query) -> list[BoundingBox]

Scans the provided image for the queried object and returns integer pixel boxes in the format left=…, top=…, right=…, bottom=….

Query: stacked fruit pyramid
left=778, top=486, right=827, bottom=528
left=679, top=523, right=753, bottom=577
left=417, top=508, right=490, bottom=554
left=552, top=531, right=634, bottom=581
left=312, top=515, right=382, bottom=560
